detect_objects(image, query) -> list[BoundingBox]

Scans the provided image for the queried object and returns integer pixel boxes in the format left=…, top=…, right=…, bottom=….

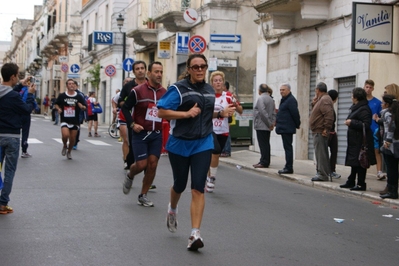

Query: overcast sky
left=0, top=0, right=44, bottom=42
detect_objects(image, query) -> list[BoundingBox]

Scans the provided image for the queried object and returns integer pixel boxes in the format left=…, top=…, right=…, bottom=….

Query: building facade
left=253, top=0, right=399, bottom=165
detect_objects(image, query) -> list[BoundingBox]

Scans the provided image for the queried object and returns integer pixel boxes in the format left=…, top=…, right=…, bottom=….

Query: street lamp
left=116, top=14, right=126, bottom=82
left=43, top=59, right=49, bottom=70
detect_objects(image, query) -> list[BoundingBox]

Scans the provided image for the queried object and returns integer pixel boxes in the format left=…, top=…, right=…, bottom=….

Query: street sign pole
left=122, top=32, right=126, bottom=83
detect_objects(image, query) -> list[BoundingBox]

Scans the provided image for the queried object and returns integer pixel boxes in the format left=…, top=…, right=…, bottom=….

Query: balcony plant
left=143, top=18, right=155, bottom=29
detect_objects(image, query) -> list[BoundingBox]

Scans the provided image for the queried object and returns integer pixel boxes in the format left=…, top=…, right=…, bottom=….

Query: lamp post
left=116, top=14, right=126, bottom=82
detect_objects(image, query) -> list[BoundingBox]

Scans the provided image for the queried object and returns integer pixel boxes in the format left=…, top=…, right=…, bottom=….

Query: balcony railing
left=154, top=0, right=192, bottom=18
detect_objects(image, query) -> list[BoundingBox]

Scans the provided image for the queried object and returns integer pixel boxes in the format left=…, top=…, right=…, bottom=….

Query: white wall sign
left=351, top=2, right=393, bottom=53
left=208, top=57, right=217, bottom=71
left=209, top=42, right=241, bottom=52
left=59, top=56, right=68, bottom=63
left=158, top=41, right=171, bottom=59
left=217, top=59, right=237, bottom=68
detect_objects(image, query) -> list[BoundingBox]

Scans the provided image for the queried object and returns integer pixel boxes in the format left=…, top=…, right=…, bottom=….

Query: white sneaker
left=137, top=194, right=154, bottom=207
left=21, top=152, right=32, bottom=158
left=187, top=230, right=204, bottom=251
left=205, top=177, right=215, bottom=193
left=167, top=211, right=178, bottom=233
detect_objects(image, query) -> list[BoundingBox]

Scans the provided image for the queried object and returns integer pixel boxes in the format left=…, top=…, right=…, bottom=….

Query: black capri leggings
left=212, top=132, right=228, bottom=155
left=168, top=149, right=212, bottom=194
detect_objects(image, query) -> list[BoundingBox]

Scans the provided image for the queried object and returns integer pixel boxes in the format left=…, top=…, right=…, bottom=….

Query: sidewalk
left=220, top=148, right=399, bottom=207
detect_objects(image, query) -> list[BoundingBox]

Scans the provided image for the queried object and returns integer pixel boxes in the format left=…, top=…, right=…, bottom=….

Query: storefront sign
left=351, top=2, right=393, bottom=53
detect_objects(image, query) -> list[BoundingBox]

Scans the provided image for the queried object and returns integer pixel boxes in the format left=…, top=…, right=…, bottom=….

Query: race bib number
left=213, top=119, right=223, bottom=128
left=64, top=106, right=75, bottom=117
left=145, top=103, right=162, bottom=122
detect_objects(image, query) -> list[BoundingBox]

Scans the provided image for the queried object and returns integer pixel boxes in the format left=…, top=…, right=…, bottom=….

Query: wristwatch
left=130, top=122, right=135, bottom=128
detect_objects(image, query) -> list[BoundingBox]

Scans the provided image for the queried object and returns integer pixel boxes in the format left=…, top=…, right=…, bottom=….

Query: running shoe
left=21, top=152, right=32, bottom=158
left=149, top=184, right=157, bottom=190
left=205, top=177, right=215, bottom=193
left=73, top=145, right=78, bottom=150
left=167, top=210, right=177, bottom=233
left=187, top=230, right=204, bottom=251
left=137, top=194, right=154, bottom=207
left=61, top=146, right=67, bottom=156
left=122, top=173, right=133, bottom=194
left=67, top=152, right=72, bottom=160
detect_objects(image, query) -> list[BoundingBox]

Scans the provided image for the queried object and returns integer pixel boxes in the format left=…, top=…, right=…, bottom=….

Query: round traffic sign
left=70, top=64, right=80, bottom=73
left=105, top=65, right=117, bottom=77
left=61, top=63, right=69, bottom=73
left=183, top=8, right=198, bottom=24
left=188, top=35, right=206, bottom=54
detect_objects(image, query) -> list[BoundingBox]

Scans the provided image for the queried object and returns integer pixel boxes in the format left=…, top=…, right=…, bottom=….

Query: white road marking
left=53, top=138, right=63, bottom=144
left=85, top=140, right=111, bottom=146
left=27, top=138, right=43, bottom=144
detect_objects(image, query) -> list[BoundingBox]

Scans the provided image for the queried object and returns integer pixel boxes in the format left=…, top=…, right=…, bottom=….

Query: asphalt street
left=0, top=116, right=398, bottom=265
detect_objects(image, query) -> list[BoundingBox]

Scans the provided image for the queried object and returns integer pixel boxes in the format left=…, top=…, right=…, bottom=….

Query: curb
left=220, top=157, right=399, bottom=208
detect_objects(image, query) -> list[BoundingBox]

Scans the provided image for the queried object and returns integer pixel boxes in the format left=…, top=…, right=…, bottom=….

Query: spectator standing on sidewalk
left=253, top=84, right=276, bottom=168
left=0, top=63, right=36, bottom=214
left=340, top=87, right=376, bottom=191
left=309, top=82, right=334, bottom=182
left=327, top=89, right=341, bottom=179
left=374, top=93, right=399, bottom=199
left=364, top=79, right=385, bottom=180
left=276, top=83, right=301, bottom=174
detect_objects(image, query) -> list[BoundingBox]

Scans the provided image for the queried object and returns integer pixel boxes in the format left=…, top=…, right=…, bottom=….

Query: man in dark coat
left=275, top=83, right=301, bottom=174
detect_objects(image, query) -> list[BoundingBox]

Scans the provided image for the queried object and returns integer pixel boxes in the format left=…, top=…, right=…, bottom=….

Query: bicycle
left=108, top=122, right=119, bottom=139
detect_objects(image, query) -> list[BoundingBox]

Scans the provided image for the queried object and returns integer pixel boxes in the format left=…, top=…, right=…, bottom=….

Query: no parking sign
left=188, top=35, right=206, bottom=54
left=105, top=65, right=116, bottom=77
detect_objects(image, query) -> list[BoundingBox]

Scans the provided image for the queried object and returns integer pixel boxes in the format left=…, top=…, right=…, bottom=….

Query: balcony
left=254, top=0, right=330, bottom=30
left=125, top=1, right=158, bottom=47
left=128, top=29, right=158, bottom=47
left=40, top=22, right=68, bottom=57
left=153, top=0, right=196, bottom=32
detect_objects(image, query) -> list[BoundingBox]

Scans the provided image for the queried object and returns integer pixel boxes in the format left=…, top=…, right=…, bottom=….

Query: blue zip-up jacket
left=167, top=78, right=215, bottom=140
left=0, top=84, right=34, bottom=135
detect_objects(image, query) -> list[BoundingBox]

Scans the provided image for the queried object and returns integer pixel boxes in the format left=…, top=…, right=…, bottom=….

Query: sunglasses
left=189, top=64, right=208, bottom=71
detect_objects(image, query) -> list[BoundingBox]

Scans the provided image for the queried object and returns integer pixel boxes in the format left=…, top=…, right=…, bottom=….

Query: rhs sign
left=351, top=2, right=393, bottom=53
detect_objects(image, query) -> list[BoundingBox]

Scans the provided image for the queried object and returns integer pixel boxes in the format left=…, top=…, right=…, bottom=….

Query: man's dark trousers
left=256, top=130, right=271, bottom=167
left=281, top=133, right=293, bottom=171
left=21, top=115, right=30, bottom=153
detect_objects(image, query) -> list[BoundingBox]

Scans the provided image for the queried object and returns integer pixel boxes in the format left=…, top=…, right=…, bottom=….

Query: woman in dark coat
left=340, top=87, right=376, bottom=191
